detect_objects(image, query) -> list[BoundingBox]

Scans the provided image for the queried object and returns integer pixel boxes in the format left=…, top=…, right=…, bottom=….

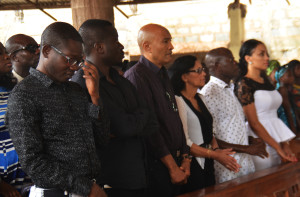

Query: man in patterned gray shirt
left=6, top=22, right=107, bottom=197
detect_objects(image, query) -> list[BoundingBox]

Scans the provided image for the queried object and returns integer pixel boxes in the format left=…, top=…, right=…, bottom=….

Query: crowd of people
left=0, top=20, right=299, bottom=197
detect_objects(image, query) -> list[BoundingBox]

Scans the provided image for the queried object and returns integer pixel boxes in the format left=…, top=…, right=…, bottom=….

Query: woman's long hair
left=238, top=39, right=264, bottom=79
left=170, top=55, right=197, bottom=95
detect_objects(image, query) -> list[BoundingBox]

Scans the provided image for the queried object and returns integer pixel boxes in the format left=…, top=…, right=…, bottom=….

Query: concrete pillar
left=71, top=0, right=114, bottom=30
left=228, top=0, right=247, bottom=60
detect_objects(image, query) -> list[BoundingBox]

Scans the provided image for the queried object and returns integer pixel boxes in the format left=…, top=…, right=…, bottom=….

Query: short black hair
left=78, top=19, right=113, bottom=56
left=204, top=47, right=232, bottom=76
left=287, top=59, right=300, bottom=75
left=170, top=55, right=197, bottom=95
left=41, top=22, right=83, bottom=50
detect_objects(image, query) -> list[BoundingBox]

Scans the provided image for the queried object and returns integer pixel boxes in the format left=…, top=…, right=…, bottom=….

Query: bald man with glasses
left=6, top=34, right=40, bottom=83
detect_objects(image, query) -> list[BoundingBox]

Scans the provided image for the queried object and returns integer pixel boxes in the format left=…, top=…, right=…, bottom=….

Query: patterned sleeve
left=235, top=78, right=255, bottom=106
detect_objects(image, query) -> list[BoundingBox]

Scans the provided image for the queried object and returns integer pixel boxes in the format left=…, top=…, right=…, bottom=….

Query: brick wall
left=114, top=0, right=300, bottom=64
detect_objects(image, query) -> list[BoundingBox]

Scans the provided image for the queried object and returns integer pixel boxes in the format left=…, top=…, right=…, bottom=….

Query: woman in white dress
left=235, top=39, right=297, bottom=171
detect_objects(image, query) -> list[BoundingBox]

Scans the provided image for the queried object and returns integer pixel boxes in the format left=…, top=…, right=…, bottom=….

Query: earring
left=249, top=61, right=252, bottom=65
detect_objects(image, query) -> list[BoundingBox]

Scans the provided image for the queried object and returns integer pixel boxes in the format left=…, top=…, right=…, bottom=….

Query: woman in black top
left=170, top=55, right=240, bottom=192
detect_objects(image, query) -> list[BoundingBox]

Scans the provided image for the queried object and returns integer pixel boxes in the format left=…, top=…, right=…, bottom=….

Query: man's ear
left=42, top=45, right=51, bottom=58
left=94, top=42, right=104, bottom=54
left=142, top=41, right=151, bottom=53
left=10, top=54, right=19, bottom=62
left=214, top=62, right=220, bottom=74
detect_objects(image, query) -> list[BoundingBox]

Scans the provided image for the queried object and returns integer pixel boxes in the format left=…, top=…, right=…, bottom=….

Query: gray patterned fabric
left=6, top=68, right=106, bottom=196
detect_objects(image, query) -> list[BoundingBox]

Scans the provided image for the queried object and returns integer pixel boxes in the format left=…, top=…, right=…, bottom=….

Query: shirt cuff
left=88, top=103, right=100, bottom=119
left=182, top=145, right=190, bottom=155
left=156, top=147, right=171, bottom=159
left=88, top=96, right=106, bottom=119
left=70, top=176, right=94, bottom=196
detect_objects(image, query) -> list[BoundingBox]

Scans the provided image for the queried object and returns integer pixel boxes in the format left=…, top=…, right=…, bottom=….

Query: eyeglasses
left=186, top=67, right=206, bottom=74
left=51, top=45, right=84, bottom=68
left=9, top=44, right=40, bottom=56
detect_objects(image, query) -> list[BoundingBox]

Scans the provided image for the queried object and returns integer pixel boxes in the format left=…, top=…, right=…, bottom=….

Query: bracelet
left=182, top=154, right=193, bottom=161
left=207, top=149, right=211, bottom=158
left=213, top=147, right=220, bottom=151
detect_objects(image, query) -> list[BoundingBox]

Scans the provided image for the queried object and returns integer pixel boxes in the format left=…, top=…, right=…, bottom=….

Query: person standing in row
left=235, top=39, right=297, bottom=171
left=6, top=22, right=107, bottom=197
left=170, top=55, right=240, bottom=192
left=72, top=19, right=158, bottom=197
left=200, top=47, right=268, bottom=183
left=125, top=24, right=190, bottom=197
left=5, top=34, right=40, bottom=82
left=0, top=42, right=32, bottom=197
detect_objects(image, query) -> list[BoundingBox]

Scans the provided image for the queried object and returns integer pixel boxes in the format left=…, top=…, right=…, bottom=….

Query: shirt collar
left=210, top=76, right=233, bottom=89
left=29, top=68, right=54, bottom=88
left=12, top=70, right=24, bottom=83
left=139, top=55, right=161, bottom=74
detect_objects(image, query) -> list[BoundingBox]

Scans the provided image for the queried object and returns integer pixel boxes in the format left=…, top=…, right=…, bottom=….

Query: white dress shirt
left=200, top=76, right=255, bottom=183
left=12, top=70, right=24, bottom=83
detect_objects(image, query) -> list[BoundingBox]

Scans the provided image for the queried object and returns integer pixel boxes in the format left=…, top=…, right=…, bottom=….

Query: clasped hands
left=170, top=157, right=190, bottom=185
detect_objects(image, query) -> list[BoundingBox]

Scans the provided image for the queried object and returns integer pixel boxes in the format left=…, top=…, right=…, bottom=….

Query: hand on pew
left=213, top=148, right=241, bottom=173
left=280, top=141, right=298, bottom=163
left=247, top=137, right=268, bottom=158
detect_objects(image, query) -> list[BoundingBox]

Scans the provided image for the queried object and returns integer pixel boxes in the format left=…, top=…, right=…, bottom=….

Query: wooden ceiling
left=0, top=0, right=188, bottom=10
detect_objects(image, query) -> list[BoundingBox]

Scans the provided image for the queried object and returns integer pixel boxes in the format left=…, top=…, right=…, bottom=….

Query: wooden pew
left=291, top=138, right=300, bottom=160
left=178, top=162, right=300, bottom=197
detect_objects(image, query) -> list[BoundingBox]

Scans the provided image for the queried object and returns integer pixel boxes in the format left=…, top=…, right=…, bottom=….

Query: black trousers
left=146, top=155, right=184, bottom=197
left=182, top=157, right=215, bottom=193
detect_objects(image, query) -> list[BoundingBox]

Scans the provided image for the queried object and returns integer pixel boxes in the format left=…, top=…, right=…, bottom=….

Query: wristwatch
left=182, top=154, right=193, bottom=161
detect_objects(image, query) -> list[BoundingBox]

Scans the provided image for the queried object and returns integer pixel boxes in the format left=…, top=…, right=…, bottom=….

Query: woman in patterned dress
left=275, top=65, right=298, bottom=134
left=288, top=60, right=300, bottom=133
left=235, top=39, right=297, bottom=171
left=0, top=42, right=31, bottom=197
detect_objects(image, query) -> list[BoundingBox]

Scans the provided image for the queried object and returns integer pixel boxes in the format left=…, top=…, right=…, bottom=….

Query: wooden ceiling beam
left=0, top=1, right=70, bottom=10
left=114, top=0, right=189, bottom=5
left=0, top=0, right=189, bottom=11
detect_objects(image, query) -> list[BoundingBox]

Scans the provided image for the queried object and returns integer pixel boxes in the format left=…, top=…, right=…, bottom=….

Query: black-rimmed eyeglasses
left=9, top=44, right=40, bottom=56
left=186, top=67, right=206, bottom=74
left=51, top=45, right=84, bottom=68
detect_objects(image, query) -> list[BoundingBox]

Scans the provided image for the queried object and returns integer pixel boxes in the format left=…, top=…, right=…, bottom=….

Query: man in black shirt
left=72, top=19, right=158, bottom=197
left=6, top=22, right=107, bottom=197
left=124, top=23, right=190, bottom=197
